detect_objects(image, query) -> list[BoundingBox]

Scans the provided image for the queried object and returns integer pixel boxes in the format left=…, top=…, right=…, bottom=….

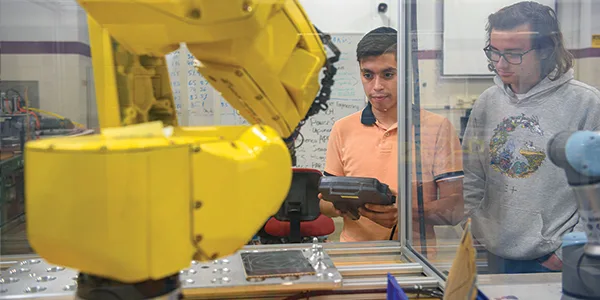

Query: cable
left=389, top=224, right=397, bottom=240
left=283, top=26, right=340, bottom=163
left=3, top=98, right=13, bottom=113
left=294, top=132, right=305, bottom=149
left=13, top=94, right=41, bottom=134
left=15, top=96, right=41, bottom=130
left=17, top=86, right=86, bottom=129
left=24, top=86, right=86, bottom=128
left=26, top=107, right=86, bottom=129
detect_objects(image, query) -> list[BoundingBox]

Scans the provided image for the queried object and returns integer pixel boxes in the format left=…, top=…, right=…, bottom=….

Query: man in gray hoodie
left=462, top=1, right=600, bottom=274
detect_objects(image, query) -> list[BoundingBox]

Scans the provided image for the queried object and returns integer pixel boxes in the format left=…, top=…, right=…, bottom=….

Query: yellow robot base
left=25, top=122, right=292, bottom=287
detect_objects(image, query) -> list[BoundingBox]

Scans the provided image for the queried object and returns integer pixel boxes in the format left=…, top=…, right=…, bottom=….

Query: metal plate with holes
left=0, top=245, right=342, bottom=298
left=0, top=258, right=78, bottom=298
left=182, top=246, right=342, bottom=294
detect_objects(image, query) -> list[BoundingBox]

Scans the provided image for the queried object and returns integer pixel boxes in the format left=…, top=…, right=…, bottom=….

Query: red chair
left=262, top=168, right=335, bottom=243
left=264, top=214, right=335, bottom=243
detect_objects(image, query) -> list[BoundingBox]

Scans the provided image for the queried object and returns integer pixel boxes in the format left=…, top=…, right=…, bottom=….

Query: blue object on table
left=386, top=273, right=409, bottom=300
left=476, top=289, right=490, bottom=300
left=386, top=272, right=490, bottom=300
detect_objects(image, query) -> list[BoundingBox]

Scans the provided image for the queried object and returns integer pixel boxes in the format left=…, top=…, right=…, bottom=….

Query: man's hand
left=358, top=203, right=397, bottom=228
left=318, top=193, right=343, bottom=218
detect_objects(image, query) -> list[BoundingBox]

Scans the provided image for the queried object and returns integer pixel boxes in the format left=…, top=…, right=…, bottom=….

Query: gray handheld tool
left=318, top=176, right=396, bottom=220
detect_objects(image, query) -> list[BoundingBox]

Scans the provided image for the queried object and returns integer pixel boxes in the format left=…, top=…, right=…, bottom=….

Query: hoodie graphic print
left=489, top=113, right=546, bottom=178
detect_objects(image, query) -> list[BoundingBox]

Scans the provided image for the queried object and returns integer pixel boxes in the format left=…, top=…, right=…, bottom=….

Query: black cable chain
left=284, top=26, right=341, bottom=164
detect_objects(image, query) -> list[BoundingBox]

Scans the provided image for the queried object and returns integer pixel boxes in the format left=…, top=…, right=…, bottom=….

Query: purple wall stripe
left=1, top=41, right=91, bottom=57
left=1, top=41, right=600, bottom=60
left=416, top=48, right=600, bottom=60
left=569, top=48, right=600, bottom=59
left=417, top=50, right=442, bottom=60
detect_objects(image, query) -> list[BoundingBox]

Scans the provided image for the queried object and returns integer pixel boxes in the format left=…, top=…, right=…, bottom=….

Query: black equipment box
left=274, top=168, right=322, bottom=223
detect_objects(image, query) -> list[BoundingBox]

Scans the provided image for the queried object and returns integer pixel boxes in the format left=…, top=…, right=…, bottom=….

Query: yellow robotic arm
left=83, top=0, right=335, bottom=136
left=23, top=0, right=340, bottom=292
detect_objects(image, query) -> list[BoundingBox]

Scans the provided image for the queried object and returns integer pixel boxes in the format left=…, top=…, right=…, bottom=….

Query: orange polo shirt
left=324, top=103, right=463, bottom=251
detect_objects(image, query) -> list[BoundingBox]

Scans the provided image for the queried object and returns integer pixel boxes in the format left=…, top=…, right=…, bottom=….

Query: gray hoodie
left=462, top=69, right=600, bottom=260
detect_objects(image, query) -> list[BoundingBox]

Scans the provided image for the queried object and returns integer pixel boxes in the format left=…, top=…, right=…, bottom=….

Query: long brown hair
left=485, top=1, right=574, bottom=80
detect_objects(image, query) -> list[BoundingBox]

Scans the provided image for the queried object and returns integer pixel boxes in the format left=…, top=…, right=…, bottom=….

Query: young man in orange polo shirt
left=319, top=27, right=464, bottom=252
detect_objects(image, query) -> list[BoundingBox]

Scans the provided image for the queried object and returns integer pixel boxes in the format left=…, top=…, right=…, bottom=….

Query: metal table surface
left=0, top=241, right=447, bottom=300
left=478, top=273, right=563, bottom=300
left=0, top=241, right=567, bottom=300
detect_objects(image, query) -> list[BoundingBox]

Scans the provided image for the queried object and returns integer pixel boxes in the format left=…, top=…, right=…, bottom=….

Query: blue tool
left=386, top=273, right=409, bottom=300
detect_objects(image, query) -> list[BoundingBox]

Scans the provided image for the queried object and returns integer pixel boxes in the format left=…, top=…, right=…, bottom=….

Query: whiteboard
left=165, top=33, right=367, bottom=170
left=165, top=46, right=249, bottom=127
left=442, top=0, right=555, bottom=76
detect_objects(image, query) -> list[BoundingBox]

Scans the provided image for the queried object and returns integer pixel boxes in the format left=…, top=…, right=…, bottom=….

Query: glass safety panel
left=405, top=0, right=600, bottom=299
left=4, top=0, right=597, bottom=299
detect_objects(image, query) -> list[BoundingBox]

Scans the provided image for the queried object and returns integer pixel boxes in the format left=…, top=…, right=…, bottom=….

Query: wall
left=391, top=0, right=600, bottom=132
left=0, top=0, right=94, bottom=127
left=1, top=0, right=599, bottom=133
left=300, top=0, right=398, bottom=33
left=559, top=0, right=600, bottom=89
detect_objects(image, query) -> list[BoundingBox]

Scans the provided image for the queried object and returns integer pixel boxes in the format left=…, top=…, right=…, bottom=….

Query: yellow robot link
left=83, top=0, right=328, bottom=137
left=25, top=0, right=337, bottom=286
